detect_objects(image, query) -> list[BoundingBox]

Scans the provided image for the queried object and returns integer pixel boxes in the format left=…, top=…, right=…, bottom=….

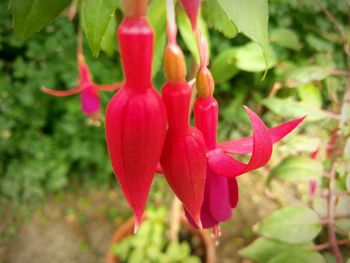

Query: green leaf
left=268, top=251, right=326, bottom=263
left=239, top=237, right=313, bottom=263
left=211, top=48, right=239, bottom=83
left=268, top=156, right=323, bottom=183
left=235, top=42, right=276, bottom=72
left=100, top=17, right=117, bottom=57
left=297, top=83, right=322, bottom=109
left=82, top=0, right=119, bottom=56
left=216, top=0, right=269, bottom=68
left=285, top=66, right=332, bottom=87
left=262, top=97, right=334, bottom=121
left=257, top=206, right=322, bottom=244
left=10, top=0, right=71, bottom=39
left=148, top=0, right=167, bottom=77
left=270, top=28, right=302, bottom=51
left=203, top=0, right=238, bottom=39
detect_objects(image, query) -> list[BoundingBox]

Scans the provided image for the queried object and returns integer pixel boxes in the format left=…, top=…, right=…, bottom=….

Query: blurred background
left=1, top=0, right=350, bottom=262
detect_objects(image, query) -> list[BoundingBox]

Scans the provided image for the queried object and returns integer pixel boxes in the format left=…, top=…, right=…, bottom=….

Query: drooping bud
left=106, top=17, right=167, bottom=232
left=164, top=44, right=187, bottom=83
left=196, top=67, right=214, bottom=98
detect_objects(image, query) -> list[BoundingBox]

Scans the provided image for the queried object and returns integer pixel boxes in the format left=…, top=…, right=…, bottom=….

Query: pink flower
left=41, top=53, right=122, bottom=117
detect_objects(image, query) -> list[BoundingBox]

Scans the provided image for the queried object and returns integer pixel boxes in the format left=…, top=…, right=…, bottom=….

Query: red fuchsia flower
left=41, top=53, right=122, bottom=119
left=159, top=8, right=207, bottom=228
left=105, top=5, right=167, bottom=232
left=184, top=66, right=305, bottom=230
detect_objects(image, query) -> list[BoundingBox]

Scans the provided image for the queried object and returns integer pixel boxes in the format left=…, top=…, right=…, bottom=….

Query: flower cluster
left=105, top=0, right=305, bottom=233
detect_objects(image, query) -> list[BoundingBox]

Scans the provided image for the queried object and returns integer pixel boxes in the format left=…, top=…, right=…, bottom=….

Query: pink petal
left=41, top=86, right=84, bottom=97
left=208, top=106, right=273, bottom=177
left=81, top=85, right=101, bottom=115
left=96, top=82, right=124, bottom=91
left=228, top=178, right=239, bottom=208
left=207, top=168, right=232, bottom=222
left=218, top=116, right=305, bottom=154
left=179, top=0, right=200, bottom=30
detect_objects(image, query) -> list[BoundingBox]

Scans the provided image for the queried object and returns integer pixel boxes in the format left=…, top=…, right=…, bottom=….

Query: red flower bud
left=160, top=45, right=207, bottom=228
left=106, top=17, right=167, bottom=232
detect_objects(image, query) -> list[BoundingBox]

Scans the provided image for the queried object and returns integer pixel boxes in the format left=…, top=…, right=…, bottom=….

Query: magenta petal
left=179, top=0, right=200, bottom=30
left=218, top=116, right=305, bottom=154
left=207, top=168, right=232, bottom=222
left=228, top=178, right=239, bottom=208
left=208, top=106, right=273, bottom=177
left=81, top=85, right=101, bottom=115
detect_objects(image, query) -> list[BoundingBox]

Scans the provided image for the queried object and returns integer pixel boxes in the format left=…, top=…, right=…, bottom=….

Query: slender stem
left=169, top=197, right=181, bottom=242
left=315, top=239, right=350, bottom=251
left=327, top=164, right=344, bottom=263
left=166, top=0, right=177, bottom=45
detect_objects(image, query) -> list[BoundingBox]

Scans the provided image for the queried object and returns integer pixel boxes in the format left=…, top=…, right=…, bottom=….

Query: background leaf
left=10, top=0, right=71, bottom=39
left=267, top=251, right=326, bottom=263
left=262, top=97, right=334, bottom=121
left=216, top=0, right=269, bottom=67
left=268, top=156, right=323, bottom=183
left=270, top=28, right=302, bottom=51
left=148, top=0, right=167, bottom=77
left=82, top=0, right=119, bottom=56
left=257, top=206, right=322, bottom=244
left=202, top=0, right=238, bottom=39
left=239, top=237, right=313, bottom=263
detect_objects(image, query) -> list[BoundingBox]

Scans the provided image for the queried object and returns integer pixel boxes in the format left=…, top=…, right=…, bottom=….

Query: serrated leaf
left=268, top=156, right=323, bottom=183
left=235, top=42, right=276, bottom=72
left=239, top=237, right=313, bottom=263
left=82, top=0, right=119, bottom=56
left=257, top=206, right=322, bottom=244
left=100, top=16, right=117, bottom=57
left=262, top=97, right=334, bottom=121
left=216, top=0, right=270, bottom=68
left=211, top=48, right=239, bottom=83
left=285, top=66, right=332, bottom=87
left=148, top=0, right=166, bottom=76
left=10, top=0, right=71, bottom=39
left=203, top=0, right=238, bottom=38
left=270, top=28, right=302, bottom=51
left=268, top=251, right=326, bottom=263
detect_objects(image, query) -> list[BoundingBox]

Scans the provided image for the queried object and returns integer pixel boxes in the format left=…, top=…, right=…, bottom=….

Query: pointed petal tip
left=133, top=217, right=142, bottom=234
left=193, top=214, right=203, bottom=229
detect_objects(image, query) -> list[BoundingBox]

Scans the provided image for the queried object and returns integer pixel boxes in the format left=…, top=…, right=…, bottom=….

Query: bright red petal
left=208, top=106, right=273, bottom=177
left=41, top=86, right=84, bottom=97
left=179, top=0, right=200, bottom=30
left=218, top=116, right=305, bottom=154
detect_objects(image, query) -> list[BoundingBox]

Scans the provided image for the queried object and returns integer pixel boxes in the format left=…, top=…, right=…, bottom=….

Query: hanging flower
left=41, top=53, right=122, bottom=119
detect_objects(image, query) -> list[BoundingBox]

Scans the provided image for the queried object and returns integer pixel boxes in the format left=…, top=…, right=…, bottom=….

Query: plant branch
left=327, top=163, right=344, bottom=263
left=315, top=239, right=350, bottom=251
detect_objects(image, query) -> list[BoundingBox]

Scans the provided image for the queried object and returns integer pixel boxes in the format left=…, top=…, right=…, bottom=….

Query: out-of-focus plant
left=238, top=1, right=350, bottom=262
left=110, top=207, right=201, bottom=263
